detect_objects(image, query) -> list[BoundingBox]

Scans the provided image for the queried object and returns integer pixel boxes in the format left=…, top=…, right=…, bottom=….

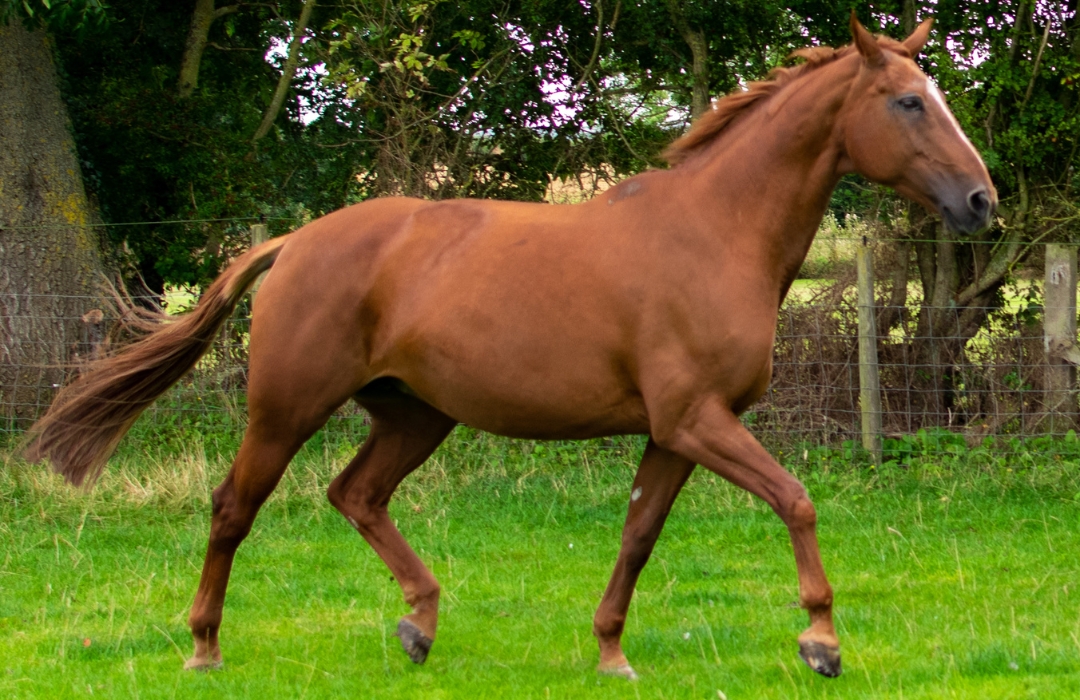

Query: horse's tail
left=23, top=236, right=290, bottom=487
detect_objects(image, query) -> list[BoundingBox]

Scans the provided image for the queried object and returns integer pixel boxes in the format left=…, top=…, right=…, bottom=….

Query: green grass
left=3, top=424, right=1080, bottom=698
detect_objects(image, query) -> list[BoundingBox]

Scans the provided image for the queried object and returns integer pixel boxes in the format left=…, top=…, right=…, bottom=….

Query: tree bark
left=901, top=0, right=917, bottom=36
left=178, top=0, right=241, bottom=98
left=0, top=18, right=108, bottom=423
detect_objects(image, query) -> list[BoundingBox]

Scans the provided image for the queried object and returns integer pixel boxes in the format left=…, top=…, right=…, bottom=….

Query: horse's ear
left=849, top=10, right=883, bottom=66
left=902, top=18, right=934, bottom=56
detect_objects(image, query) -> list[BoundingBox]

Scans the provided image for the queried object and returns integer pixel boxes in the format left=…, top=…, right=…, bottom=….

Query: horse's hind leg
left=185, top=421, right=313, bottom=670
left=593, top=439, right=695, bottom=680
left=326, top=391, right=456, bottom=664
left=184, top=360, right=350, bottom=671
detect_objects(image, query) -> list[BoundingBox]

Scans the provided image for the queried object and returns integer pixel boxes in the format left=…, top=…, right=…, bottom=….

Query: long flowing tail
left=23, top=236, right=290, bottom=486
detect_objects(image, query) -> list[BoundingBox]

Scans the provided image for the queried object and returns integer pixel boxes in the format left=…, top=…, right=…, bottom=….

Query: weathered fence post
left=856, top=236, right=883, bottom=462
left=1043, top=243, right=1078, bottom=432
left=250, top=222, right=269, bottom=302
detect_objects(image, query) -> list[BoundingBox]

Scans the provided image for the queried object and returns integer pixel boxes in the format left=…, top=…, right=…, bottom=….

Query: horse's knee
left=778, top=487, right=816, bottom=530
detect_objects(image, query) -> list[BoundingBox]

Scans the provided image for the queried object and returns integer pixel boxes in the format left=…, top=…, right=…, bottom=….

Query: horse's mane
left=663, top=37, right=911, bottom=167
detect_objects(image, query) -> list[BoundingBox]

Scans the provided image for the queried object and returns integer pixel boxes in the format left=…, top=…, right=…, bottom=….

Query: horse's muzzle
left=940, top=185, right=996, bottom=235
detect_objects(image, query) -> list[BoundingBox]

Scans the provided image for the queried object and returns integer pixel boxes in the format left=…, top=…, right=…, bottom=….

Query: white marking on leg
left=631, top=486, right=642, bottom=502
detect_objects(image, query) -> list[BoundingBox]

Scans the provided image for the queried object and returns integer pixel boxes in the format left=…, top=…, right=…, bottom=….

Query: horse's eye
left=898, top=95, right=924, bottom=112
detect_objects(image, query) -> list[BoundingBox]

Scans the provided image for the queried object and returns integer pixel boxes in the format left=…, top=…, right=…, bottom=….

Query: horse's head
left=838, top=14, right=996, bottom=234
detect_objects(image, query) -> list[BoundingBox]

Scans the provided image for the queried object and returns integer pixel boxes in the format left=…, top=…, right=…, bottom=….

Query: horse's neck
left=689, top=58, right=859, bottom=296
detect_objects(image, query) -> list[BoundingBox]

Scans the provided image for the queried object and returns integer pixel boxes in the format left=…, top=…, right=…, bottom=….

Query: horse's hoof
left=598, top=663, right=639, bottom=681
left=183, top=657, right=223, bottom=672
left=798, top=640, right=841, bottom=677
left=396, top=618, right=433, bottom=664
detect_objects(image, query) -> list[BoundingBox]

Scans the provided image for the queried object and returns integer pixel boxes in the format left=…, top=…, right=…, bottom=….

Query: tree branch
left=252, top=0, right=316, bottom=143
left=179, top=1, right=243, bottom=98
left=209, top=41, right=259, bottom=52
left=213, top=4, right=241, bottom=19
left=956, top=166, right=1029, bottom=307
left=665, top=0, right=709, bottom=118
left=572, top=0, right=619, bottom=94
left=1020, top=16, right=1051, bottom=113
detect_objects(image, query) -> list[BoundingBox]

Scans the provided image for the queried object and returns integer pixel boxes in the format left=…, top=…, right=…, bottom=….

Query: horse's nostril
left=968, top=188, right=990, bottom=216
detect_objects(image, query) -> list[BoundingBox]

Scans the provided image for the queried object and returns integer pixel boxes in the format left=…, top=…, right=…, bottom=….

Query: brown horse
left=26, top=15, right=994, bottom=680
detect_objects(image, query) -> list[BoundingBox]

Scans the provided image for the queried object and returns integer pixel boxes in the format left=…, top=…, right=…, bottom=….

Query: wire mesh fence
left=2, top=284, right=1077, bottom=456
left=754, top=298, right=1072, bottom=453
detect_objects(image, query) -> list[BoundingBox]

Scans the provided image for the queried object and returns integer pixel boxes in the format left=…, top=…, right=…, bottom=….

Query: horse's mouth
left=941, top=204, right=992, bottom=236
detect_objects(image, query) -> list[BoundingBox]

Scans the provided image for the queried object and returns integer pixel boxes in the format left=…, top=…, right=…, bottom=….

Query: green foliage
left=52, top=1, right=365, bottom=289
left=611, top=1, right=840, bottom=112
left=1, top=0, right=105, bottom=31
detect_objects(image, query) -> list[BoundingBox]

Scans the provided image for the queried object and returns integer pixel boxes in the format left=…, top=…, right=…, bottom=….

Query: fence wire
left=1, top=291, right=1077, bottom=454
left=755, top=298, right=1073, bottom=452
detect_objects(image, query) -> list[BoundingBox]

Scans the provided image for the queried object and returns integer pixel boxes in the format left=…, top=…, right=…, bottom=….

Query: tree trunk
left=877, top=238, right=910, bottom=337
left=901, top=0, right=917, bottom=36
left=0, top=19, right=108, bottom=424
left=178, top=0, right=240, bottom=98
left=666, top=0, right=710, bottom=118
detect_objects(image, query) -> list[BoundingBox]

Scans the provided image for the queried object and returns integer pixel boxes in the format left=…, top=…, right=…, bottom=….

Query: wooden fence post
left=856, top=236, right=883, bottom=462
left=1044, top=243, right=1078, bottom=432
left=250, top=222, right=269, bottom=302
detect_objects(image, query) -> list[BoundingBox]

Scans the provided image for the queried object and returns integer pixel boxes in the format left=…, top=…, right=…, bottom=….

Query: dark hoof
left=799, top=641, right=841, bottom=678
left=396, top=618, right=433, bottom=664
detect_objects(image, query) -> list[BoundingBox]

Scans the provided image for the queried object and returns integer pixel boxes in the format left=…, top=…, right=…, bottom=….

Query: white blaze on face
left=631, top=486, right=643, bottom=502
left=924, top=77, right=982, bottom=163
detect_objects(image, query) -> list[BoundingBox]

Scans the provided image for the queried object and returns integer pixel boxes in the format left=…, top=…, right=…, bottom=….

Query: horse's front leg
left=659, top=396, right=841, bottom=678
left=594, top=439, right=695, bottom=680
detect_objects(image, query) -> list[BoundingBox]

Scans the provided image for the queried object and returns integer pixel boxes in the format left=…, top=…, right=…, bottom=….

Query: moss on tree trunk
left=0, top=18, right=108, bottom=424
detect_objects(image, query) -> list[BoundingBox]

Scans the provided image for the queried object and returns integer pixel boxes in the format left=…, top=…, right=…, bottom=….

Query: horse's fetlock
left=593, top=613, right=626, bottom=640
left=403, top=580, right=439, bottom=610
left=801, top=582, right=834, bottom=611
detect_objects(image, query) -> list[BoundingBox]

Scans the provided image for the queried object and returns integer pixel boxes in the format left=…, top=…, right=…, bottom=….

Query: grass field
left=3, top=422, right=1080, bottom=699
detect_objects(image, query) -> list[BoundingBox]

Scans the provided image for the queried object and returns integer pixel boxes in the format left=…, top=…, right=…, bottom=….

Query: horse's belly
left=399, top=359, right=650, bottom=440
left=449, top=396, right=650, bottom=440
